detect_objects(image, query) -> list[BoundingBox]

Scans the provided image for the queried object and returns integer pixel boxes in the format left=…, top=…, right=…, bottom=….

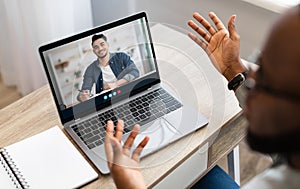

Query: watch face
left=228, top=73, right=245, bottom=90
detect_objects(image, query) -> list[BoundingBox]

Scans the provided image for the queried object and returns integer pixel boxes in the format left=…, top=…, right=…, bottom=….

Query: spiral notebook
left=0, top=126, right=98, bottom=189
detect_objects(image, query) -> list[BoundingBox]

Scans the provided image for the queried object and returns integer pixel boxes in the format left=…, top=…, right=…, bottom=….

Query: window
left=241, top=0, right=299, bottom=13
left=272, top=0, right=299, bottom=7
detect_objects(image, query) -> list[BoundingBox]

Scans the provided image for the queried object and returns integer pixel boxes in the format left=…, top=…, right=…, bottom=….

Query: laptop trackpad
left=131, top=117, right=181, bottom=156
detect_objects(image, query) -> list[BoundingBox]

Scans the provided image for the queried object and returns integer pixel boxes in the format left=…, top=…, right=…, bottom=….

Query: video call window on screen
left=43, top=18, right=156, bottom=109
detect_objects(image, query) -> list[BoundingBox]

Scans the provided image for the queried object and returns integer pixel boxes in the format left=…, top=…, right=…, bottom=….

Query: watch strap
left=228, top=72, right=247, bottom=90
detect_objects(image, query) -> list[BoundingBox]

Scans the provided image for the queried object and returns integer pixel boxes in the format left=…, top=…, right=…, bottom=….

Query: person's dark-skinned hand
left=188, top=12, right=246, bottom=81
left=105, top=120, right=149, bottom=189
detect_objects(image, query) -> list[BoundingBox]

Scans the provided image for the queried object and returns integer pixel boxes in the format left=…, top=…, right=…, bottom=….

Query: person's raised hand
left=188, top=12, right=246, bottom=81
left=105, top=120, right=149, bottom=189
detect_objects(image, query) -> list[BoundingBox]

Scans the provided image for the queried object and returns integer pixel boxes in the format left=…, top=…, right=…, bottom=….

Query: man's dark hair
left=91, top=34, right=107, bottom=46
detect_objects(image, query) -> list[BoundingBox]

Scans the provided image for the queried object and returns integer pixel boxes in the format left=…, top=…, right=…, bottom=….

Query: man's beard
left=246, top=127, right=300, bottom=154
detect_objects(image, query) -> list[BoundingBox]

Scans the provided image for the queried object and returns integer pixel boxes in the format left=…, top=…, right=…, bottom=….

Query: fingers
left=187, top=32, right=208, bottom=53
left=228, top=15, right=240, bottom=42
left=105, top=120, right=125, bottom=168
left=106, top=120, right=115, bottom=137
left=193, top=12, right=216, bottom=36
left=188, top=12, right=227, bottom=43
left=208, top=12, right=226, bottom=31
left=110, top=137, right=123, bottom=164
left=132, top=136, right=149, bottom=162
left=123, top=124, right=140, bottom=156
left=115, top=120, right=124, bottom=142
left=105, top=121, right=149, bottom=169
left=188, top=19, right=211, bottom=43
left=104, top=120, right=115, bottom=168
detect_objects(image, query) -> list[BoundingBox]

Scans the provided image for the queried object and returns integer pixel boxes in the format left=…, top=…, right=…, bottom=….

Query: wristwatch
left=227, top=72, right=247, bottom=90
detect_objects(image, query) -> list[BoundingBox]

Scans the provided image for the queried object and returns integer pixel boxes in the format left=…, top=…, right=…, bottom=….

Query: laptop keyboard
left=71, top=88, right=182, bottom=149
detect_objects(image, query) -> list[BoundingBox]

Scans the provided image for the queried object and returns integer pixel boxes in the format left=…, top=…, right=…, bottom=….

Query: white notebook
left=0, top=126, right=98, bottom=189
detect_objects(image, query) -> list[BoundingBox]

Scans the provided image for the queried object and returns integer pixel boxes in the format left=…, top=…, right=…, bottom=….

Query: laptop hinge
left=65, top=119, right=77, bottom=127
left=148, top=83, right=160, bottom=91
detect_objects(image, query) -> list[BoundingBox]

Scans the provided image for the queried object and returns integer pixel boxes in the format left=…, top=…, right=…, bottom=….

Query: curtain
left=0, top=0, right=93, bottom=95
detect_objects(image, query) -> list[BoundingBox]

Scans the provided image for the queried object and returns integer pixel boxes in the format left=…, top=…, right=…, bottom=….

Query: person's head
left=245, top=5, right=300, bottom=155
left=91, top=34, right=109, bottom=59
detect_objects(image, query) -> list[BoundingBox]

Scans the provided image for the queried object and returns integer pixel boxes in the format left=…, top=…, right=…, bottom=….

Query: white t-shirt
left=99, top=64, right=117, bottom=83
left=243, top=164, right=300, bottom=189
left=236, top=79, right=300, bottom=188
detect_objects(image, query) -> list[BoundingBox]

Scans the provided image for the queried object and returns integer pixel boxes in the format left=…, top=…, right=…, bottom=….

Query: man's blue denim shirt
left=80, top=52, right=139, bottom=94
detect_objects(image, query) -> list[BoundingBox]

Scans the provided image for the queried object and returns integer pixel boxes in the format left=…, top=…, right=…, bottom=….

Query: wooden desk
left=0, top=24, right=246, bottom=188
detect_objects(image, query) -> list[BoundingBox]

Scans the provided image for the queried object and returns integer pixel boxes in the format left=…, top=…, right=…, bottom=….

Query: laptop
left=39, top=12, right=208, bottom=174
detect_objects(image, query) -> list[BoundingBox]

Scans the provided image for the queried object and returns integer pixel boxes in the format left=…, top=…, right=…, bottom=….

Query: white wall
left=0, top=0, right=93, bottom=95
left=90, top=0, right=133, bottom=25
left=91, top=0, right=281, bottom=61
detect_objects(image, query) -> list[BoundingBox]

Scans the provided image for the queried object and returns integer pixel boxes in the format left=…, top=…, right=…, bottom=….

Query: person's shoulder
left=110, top=52, right=130, bottom=62
left=88, top=60, right=98, bottom=67
left=115, top=52, right=129, bottom=58
left=85, top=60, right=98, bottom=70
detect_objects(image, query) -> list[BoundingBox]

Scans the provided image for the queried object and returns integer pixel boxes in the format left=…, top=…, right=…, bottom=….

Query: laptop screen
left=39, top=12, right=160, bottom=124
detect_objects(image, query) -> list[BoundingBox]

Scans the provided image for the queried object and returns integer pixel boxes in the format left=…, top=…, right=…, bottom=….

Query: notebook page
left=0, top=156, right=19, bottom=189
left=5, top=126, right=98, bottom=189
